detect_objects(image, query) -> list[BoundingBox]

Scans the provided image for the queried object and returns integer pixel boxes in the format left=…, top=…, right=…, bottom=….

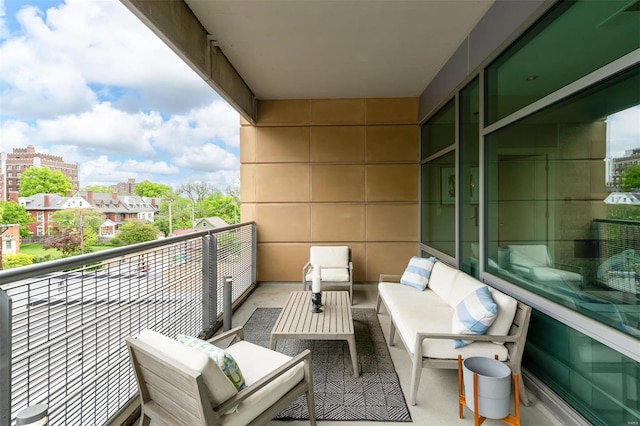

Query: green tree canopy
left=83, top=185, right=112, bottom=193
left=0, top=201, right=34, bottom=237
left=18, top=166, right=74, bottom=196
left=112, top=221, right=160, bottom=245
left=201, top=192, right=239, bottom=224
left=134, top=181, right=172, bottom=197
left=52, top=208, right=104, bottom=247
left=155, top=196, right=193, bottom=236
left=619, top=165, right=640, bottom=191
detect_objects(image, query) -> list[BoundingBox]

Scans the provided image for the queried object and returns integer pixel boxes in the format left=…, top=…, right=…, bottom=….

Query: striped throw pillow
left=452, top=286, right=498, bottom=348
left=400, top=256, right=437, bottom=291
left=176, top=334, right=246, bottom=391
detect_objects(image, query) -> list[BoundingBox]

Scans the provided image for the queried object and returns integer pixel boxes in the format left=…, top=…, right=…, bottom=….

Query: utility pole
left=168, top=202, right=173, bottom=236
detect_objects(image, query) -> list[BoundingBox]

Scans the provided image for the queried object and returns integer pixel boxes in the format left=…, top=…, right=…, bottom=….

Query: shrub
left=3, top=253, right=35, bottom=269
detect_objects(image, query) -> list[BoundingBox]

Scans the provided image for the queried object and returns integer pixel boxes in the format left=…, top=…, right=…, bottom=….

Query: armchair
left=302, top=246, right=353, bottom=303
left=508, top=244, right=583, bottom=290
left=126, top=327, right=316, bottom=425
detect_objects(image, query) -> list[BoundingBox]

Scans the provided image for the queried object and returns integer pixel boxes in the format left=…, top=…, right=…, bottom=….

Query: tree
left=83, top=185, right=112, bottom=193
left=19, top=166, right=74, bottom=196
left=0, top=201, right=33, bottom=237
left=43, top=228, right=83, bottom=257
left=177, top=182, right=218, bottom=206
left=52, top=209, right=104, bottom=248
left=201, top=192, right=239, bottom=224
left=619, top=165, right=640, bottom=191
left=155, top=196, right=193, bottom=236
left=134, top=181, right=172, bottom=197
left=112, top=221, right=159, bottom=245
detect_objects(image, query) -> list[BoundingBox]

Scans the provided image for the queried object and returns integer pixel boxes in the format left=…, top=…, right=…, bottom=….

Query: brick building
left=0, top=145, right=79, bottom=200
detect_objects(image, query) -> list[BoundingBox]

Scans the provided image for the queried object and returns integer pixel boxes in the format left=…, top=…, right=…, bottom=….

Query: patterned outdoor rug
left=242, top=307, right=412, bottom=422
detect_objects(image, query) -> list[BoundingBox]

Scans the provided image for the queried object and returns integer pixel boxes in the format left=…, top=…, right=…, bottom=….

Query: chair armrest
left=214, top=349, right=312, bottom=414
left=415, top=332, right=519, bottom=343
left=349, top=261, right=353, bottom=271
left=379, top=274, right=402, bottom=283
left=207, top=327, right=245, bottom=345
left=302, top=262, right=312, bottom=275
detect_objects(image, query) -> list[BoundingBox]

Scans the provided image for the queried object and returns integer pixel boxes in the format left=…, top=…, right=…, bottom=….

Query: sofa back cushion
left=136, top=329, right=237, bottom=406
left=486, top=289, right=518, bottom=340
left=509, top=244, right=551, bottom=268
left=310, top=246, right=350, bottom=268
left=447, top=272, right=485, bottom=308
left=428, top=261, right=460, bottom=301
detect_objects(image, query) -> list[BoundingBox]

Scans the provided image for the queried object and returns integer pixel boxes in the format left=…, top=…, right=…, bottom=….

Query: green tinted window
left=486, top=0, right=640, bottom=124
left=421, top=151, right=456, bottom=257
left=421, top=99, right=455, bottom=159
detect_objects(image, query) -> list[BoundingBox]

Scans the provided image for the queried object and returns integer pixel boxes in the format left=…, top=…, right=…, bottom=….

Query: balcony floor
left=230, top=282, right=565, bottom=426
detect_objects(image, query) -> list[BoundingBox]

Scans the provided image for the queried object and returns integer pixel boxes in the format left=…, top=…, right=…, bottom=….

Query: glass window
left=36, top=212, right=43, bottom=221
left=485, top=0, right=640, bottom=125
left=421, top=99, right=454, bottom=159
left=459, top=78, right=480, bottom=277
left=421, top=151, right=456, bottom=257
left=486, top=65, right=640, bottom=339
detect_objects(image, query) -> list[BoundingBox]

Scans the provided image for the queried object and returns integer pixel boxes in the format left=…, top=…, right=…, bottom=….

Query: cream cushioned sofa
left=377, top=260, right=532, bottom=406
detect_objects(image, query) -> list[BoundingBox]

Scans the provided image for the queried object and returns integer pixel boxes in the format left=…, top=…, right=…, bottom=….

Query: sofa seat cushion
left=222, top=340, right=305, bottom=426
left=305, top=267, right=350, bottom=282
left=379, top=283, right=449, bottom=313
left=392, top=307, right=508, bottom=361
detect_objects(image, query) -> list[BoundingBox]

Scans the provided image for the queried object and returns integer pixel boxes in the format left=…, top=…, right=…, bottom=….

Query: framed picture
left=441, top=167, right=455, bottom=204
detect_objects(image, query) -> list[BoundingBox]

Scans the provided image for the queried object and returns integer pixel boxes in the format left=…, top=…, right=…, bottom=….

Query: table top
left=271, top=291, right=354, bottom=338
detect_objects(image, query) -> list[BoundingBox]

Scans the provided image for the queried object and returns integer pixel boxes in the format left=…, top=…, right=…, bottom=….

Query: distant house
left=193, top=217, right=229, bottom=230
left=16, top=192, right=93, bottom=237
left=1, top=224, right=21, bottom=255
left=604, top=192, right=640, bottom=205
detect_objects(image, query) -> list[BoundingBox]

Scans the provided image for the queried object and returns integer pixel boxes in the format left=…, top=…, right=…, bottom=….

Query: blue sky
left=0, top=0, right=240, bottom=190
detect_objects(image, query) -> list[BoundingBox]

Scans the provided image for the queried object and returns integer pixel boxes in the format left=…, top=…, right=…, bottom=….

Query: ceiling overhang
left=121, top=0, right=495, bottom=123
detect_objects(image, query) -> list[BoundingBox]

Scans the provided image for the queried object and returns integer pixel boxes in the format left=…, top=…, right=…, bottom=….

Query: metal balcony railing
left=0, top=222, right=257, bottom=426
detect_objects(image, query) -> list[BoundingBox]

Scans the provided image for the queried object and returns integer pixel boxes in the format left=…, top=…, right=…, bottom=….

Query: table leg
left=270, top=335, right=277, bottom=350
left=347, top=335, right=359, bottom=377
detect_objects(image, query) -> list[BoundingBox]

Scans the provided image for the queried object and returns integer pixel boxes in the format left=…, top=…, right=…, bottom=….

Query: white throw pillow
left=400, top=256, right=437, bottom=291
left=451, top=286, right=498, bottom=348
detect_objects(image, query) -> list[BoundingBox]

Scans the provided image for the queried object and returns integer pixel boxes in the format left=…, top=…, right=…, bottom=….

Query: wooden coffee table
left=270, top=291, right=359, bottom=377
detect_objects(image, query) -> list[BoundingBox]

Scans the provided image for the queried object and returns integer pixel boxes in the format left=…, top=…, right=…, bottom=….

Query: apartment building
left=0, top=145, right=79, bottom=200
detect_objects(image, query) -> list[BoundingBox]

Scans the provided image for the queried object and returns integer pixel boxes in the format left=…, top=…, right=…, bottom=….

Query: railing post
left=223, top=276, right=233, bottom=331
left=202, top=235, right=218, bottom=335
left=251, top=224, right=257, bottom=285
left=1, top=289, right=11, bottom=426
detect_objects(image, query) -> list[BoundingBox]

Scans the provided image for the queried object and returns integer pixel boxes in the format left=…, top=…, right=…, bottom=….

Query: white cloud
left=608, top=106, right=640, bottom=158
left=173, top=143, right=239, bottom=172
left=0, top=0, right=8, bottom=38
left=79, top=155, right=179, bottom=186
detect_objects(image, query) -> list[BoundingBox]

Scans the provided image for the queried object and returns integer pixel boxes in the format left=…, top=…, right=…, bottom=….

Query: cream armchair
left=126, top=327, right=316, bottom=426
left=302, top=246, right=353, bottom=303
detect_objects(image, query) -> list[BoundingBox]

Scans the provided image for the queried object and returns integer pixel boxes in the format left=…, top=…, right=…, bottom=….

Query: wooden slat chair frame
left=126, top=327, right=316, bottom=426
left=302, top=246, right=354, bottom=304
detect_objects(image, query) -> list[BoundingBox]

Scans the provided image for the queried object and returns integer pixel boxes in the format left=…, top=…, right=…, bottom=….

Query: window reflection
left=486, top=67, right=640, bottom=339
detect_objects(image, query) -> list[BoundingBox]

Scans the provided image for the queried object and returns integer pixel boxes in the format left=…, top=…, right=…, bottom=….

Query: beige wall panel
left=240, top=165, right=256, bottom=202
left=240, top=203, right=256, bottom=223
left=240, top=126, right=256, bottom=163
left=257, top=100, right=310, bottom=126
left=255, top=204, right=310, bottom=242
left=255, top=165, right=310, bottom=202
left=366, top=242, right=418, bottom=282
left=366, top=164, right=418, bottom=202
left=311, top=204, right=365, bottom=242
left=366, top=125, right=419, bottom=163
left=310, top=127, right=365, bottom=163
left=310, top=99, right=365, bottom=125
left=366, top=204, right=418, bottom=242
left=255, top=127, right=310, bottom=163
left=257, top=243, right=309, bottom=282
left=366, top=98, right=419, bottom=124
left=311, top=165, right=365, bottom=202
left=240, top=116, right=250, bottom=126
